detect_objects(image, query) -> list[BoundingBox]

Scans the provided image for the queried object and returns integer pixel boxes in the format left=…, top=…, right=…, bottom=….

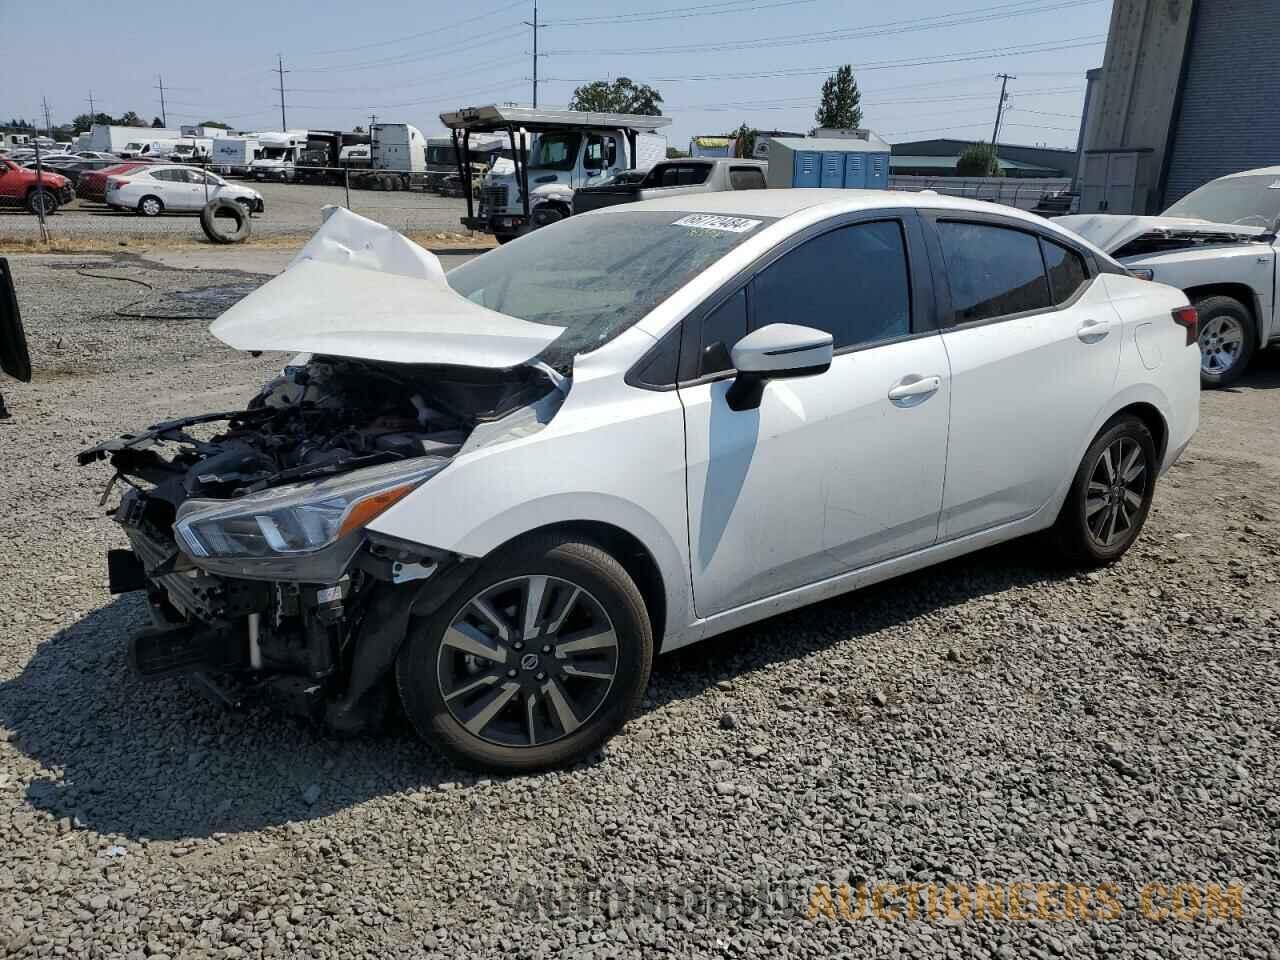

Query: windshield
left=426, top=145, right=457, bottom=165
left=531, top=132, right=582, bottom=171
left=1163, top=173, right=1280, bottom=228
left=446, top=210, right=774, bottom=367
left=260, top=147, right=292, bottom=160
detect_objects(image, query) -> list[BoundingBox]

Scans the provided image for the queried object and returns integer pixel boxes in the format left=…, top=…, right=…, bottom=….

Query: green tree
left=815, top=65, right=863, bottom=130
left=664, top=146, right=688, bottom=159
left=956, top=141, right=1002, bottom=177
left=198, top=120, right=231, bottom=129
left=152, top=117, right=165, bottom=128
left=119, top=111, right=146, bottom=127
left=569, top=78, right=664, bottom=116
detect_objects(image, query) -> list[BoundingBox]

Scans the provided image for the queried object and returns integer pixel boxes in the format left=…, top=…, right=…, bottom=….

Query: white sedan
left=105, top=165, right=265, bottom=217
left=82, top=193, right=1199, bottom=772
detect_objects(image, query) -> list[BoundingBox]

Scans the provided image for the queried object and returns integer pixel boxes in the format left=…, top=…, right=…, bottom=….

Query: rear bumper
left=461, top=214, right=527, bottom=235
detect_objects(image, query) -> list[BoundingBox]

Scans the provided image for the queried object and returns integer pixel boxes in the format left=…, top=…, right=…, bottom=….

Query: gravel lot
left=1, top=251, right=1277, bottom=959
left=0, top=180, right=469, bottom=241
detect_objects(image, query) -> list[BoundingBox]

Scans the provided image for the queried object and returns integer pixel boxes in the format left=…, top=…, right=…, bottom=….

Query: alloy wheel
left=1085, top=436, right=1148, bottom=548
left=436, top=575, right=619, bottom=748
left=1199, top=313, right=1245, bottom=376
left=141, top=198, right=161, bottom=216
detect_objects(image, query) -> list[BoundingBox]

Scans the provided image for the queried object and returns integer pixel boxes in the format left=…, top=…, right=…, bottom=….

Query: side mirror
left=725, top=323, right=833, bottom=411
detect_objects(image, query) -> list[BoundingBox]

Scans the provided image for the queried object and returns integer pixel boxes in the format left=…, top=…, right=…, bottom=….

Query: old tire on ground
left=1195, top=295, right=1255, bottom=389
left=1049, top=413, right=1157, bottom=567
left=396, top=535, right=653, bottom=773
left=26, top=189, right=58, bottom=216
left=200, top=198, right=251, bottom=244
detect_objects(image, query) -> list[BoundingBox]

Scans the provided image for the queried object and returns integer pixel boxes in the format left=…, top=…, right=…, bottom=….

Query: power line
left=546, top=0, right=1105, bottom=56
left=542, top=36, right=1103, bottom=84
left=550, top=0, right=819, bottom=26
left=305, top=0, right=526, bottom=56
left=291, top=25, right=526, bottom=73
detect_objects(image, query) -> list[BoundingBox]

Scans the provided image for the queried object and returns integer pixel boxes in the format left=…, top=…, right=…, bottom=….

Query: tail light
left=1172, top=305, right=1198, bottom=346
left=1129, top=268, right=1155, bottom=281
left=106, top=177, right=123, bottom=190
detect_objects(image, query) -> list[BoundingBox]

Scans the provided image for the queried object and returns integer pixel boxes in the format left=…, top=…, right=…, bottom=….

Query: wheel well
left=1184, top=283, right=1259, bottom=337
left=1113, top=402, right=1168, bottom=464
left=536, top=200, right=572, bottom=217
left=494, top=521, right=667, bottom=655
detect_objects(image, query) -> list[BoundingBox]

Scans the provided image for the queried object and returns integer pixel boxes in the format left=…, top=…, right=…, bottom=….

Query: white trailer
left=249, top=131, right=308, bottom=181
left=88, top=124, right=184, bottom=153
left=212, top=137, right=261, bottom=175
left=349, top=123, right=429, bottom=191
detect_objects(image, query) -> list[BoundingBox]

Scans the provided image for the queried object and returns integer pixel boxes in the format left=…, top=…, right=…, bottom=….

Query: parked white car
left=1060, top=166, right=1280, bottom=387
left=80, top=194, right=1198, bottom=772
left=105, top=165, right=265, bottom=217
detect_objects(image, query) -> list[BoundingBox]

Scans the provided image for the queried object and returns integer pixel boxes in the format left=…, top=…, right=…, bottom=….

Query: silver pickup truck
left=572, top=157, right=768, bottom=214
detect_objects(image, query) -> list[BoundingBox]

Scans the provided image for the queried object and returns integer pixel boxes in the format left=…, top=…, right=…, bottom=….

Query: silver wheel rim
left=1199, top=313, right=1245, bottom=375
left=142, top=199, right=160, bottom=215
left=436, top=575, right=619, bottom=748
left=32, top=192, right=52, bottom=213
left=1085, top=436, right=1148, bottom=548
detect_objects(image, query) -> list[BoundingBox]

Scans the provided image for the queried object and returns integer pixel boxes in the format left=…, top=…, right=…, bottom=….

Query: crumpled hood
left=209, top=207, right=565, bottom=368
left=1057, top=214, right=1265, bottom=254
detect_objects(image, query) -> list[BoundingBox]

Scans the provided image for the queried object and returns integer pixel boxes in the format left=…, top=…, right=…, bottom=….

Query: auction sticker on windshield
left=672, top=214, right=762, bottom=233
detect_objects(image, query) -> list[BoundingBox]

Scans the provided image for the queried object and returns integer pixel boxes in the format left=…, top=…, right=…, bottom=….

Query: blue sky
left=2, top=0, right=1112, bottom=150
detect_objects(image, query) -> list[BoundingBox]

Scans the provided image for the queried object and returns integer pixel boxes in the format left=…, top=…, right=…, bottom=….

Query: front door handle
left=888, top=374, right=942, bottom=407
left=1076, top=319, right=1112, bottom=343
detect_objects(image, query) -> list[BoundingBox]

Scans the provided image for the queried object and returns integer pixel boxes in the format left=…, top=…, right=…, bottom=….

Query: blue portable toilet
left=843, top=153, right=867, bottom=188
left=792, top=151, right=820, bottom=187
left=820, top=152, right=844, bottom=187
left=766, top=131, right=891, bottom=189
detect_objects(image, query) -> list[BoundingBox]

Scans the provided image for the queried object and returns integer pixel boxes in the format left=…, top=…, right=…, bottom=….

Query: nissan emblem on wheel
left=79, top=196, right=1199, bottom=772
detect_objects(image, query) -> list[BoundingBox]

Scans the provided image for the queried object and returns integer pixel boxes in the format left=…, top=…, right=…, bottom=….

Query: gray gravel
left=0, top=180, right=470, bottom=241
left=1, top=252, right=1278, bottom=958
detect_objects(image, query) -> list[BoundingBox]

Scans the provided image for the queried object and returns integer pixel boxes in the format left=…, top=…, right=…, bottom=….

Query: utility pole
left=991, top=73, right=1015, bottom=156
left=369, top=114, right=378, bottom=131
left=88, top=90, right=95, bottom=119
left=523, top=4, right=546, bottom=107
left=156, top=75, right=168, bottom=127
left=274, top=55, right=289, bottom=130
left=41, top=97, right=52, bottom=138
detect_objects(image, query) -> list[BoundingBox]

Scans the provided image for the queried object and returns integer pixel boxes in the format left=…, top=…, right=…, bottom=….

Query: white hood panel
left=1057, top=214, right=1265, bottom=254
left=210, top=207, right=564, bottom=368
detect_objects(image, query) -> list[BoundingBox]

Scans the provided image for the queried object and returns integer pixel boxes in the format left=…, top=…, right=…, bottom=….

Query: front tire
left=397, top=536, right=653, bottom=772
left=26, top=189, right=58, bottom=216
left=1050, top=414, right=1157, bottom=566
left=1196, top=295, right=1254, bottom=388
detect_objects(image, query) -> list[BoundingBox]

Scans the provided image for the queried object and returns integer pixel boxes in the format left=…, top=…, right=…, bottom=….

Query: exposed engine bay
left=79, top=353, right=564, bottom=728
left=1113, top=228, right=1265, bottom=259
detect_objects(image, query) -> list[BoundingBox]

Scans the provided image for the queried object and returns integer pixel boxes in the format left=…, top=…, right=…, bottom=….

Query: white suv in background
left=82, top=195, right=1199, bottom=772
left=106, top=165, right=264, bottom=217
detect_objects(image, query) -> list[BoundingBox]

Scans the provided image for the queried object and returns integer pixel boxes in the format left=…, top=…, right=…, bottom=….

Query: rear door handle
left=1076, top=319, right=1111, bottom=343
left=888, top=374, right=942, bottom=407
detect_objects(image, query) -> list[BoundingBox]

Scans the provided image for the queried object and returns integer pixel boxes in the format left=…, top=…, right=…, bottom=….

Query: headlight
left=175, top=457, right=445, bottom=560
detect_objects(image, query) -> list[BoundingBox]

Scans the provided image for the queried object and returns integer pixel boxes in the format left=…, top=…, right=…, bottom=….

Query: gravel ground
left=1, top=253, right=1278, bottom=959
left=0, top=181, right=469, bottom=241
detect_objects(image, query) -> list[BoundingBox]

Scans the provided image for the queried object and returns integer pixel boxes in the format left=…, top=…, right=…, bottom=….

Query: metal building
left=1078, top=0, right=1280, bottom=215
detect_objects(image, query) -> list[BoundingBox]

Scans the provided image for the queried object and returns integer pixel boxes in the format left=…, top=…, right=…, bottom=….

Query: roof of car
left=1219, top=165, right=1280, bottom=180
left=615, top=188, right=1044, bottom=223
left=656, top=157, right=768, bottom=167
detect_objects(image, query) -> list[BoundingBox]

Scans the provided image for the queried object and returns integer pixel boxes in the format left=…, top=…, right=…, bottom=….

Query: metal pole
left=344, top=166, right=351, bottom=209
left=32, top=138, right=49, bottom=243
left=277, top=55, right=288, bottom=130
left=158, top=76, right=167, bottom=128
left=991, top=73, right=1015, bottom=166
left=533, top=4, right=538, bottom=108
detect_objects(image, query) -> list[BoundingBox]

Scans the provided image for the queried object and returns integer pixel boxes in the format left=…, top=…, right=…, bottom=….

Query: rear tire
left=1196, top=295, right=1254, bottom=388
left=1049, top=414, right=1157, bottom=567
left=396, top=535, right=653, bottom=773
left=138, top=195, right=163, bottom=217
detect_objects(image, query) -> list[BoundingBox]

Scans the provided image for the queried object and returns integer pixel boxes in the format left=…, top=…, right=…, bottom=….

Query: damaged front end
left=81, top=354, right=562, bottom=729
left=79, top=207, right=569, bottom=730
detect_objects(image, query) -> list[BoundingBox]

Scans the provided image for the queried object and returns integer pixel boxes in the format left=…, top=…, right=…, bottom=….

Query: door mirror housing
left=725, top=323, right=834, bottom=411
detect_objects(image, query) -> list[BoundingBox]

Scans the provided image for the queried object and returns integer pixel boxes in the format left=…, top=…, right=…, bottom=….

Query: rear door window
left=1040, top=237, right=1090, bottom=305
left=936, top=221, right=1052, bottom=323
left=729, top=166, right=766, bottom=190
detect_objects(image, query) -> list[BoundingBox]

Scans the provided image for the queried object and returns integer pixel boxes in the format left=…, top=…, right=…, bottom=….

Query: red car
left=77, top=161, right=153, bottom=204
left=0, top=158, right=73, bottom=215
